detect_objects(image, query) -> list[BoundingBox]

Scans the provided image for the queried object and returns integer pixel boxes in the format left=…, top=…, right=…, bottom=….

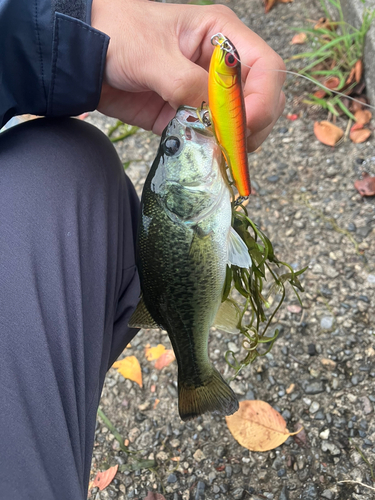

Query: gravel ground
left=87, top=1, right=375, bottom=499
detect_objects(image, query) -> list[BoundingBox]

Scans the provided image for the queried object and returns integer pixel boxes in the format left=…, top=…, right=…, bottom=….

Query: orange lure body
left=208, top=34, right=250, bottom=197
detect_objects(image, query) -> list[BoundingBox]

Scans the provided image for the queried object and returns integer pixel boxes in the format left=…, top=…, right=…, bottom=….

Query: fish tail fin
left=178, top=369, right=239, bottom=421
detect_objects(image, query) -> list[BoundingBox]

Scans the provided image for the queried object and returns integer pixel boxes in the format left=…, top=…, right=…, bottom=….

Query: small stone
left=212, top=485, right=220, bottom=494
left=267, top=175, right=279, bottom=183
left=301, top=483, right=318, bottom=499
left=227, top=341, right=239, bottom=353
left=303, top=380, right=325, bottom=394
left=326, top=267, right=339, bottom=278
left=309, top=401, right=320, bottom=414
left=225, top=465, right=232, bottom=478
left=277, top=468, right=286, bottom=477
left=320, top=316, right=334, bottom=330
left=208, top=471, right=216, bottom=484
left=156, top=451, right=169, bottom=461
left=312, top=264, right=323, bottom=274
left=282, top=409, right=291, bottom=420
left=307, top=344, right=317, bottom=356
left=367, top=274, right=375, bottom=284
left=167, top=474, right=177, bottom=483
left=232, top=487, right=245, bottom=500
left=193, top=449, right=205, bottom=462
left=320, top=358, right=337, bottom=370
left=347, top=222, right=356, bottom=232
left=321, top=489, right=334, bottom=500
left=360, top=396, right=373, bottom=414
left=351, top=375, right=360, bottom=386
left=128, top=427, right=141, bottom=443
left=321, top=441, right=341, bottom=455
left=196, top=481, right=205, bottom=491
left=319, top=429, right=330, bottom=440
left=279, top=485, right=289, bottom=500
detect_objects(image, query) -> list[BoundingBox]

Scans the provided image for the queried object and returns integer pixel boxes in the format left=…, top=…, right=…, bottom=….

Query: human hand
left=92, top=0, right=285, bottom=151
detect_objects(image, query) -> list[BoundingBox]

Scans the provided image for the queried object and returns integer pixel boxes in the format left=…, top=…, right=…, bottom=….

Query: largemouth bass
left=130, top=106, right=251, bottom=421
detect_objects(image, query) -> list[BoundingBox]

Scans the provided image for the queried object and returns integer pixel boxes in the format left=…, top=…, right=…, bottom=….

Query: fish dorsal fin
left=214, top=299, right=241, bottom=334
left=228, top=227, right=252, bottom=269
left=128, top=296, right=159, bottom=329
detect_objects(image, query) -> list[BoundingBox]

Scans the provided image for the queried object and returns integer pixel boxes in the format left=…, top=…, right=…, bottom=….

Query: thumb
left=146, top=51, right=209, bottom=111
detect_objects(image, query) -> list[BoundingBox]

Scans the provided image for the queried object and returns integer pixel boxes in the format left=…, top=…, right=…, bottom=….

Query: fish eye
left=225, top=52, right=237, bottom=67
left=163, top=136, right=181, bottom=156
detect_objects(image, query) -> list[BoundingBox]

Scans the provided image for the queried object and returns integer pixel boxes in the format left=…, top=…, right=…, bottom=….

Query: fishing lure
left=208, top=33, right=251, bottom=197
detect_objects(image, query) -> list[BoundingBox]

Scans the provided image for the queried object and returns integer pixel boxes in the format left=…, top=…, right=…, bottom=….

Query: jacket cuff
left=46, top=12, right=109, bottom=117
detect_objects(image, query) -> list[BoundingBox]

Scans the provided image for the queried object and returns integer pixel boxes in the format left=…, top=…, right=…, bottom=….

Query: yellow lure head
left=210, top=33, right=241, bottom=88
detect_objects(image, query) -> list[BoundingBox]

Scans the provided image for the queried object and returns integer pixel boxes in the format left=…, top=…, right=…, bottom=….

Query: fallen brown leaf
left=324, top=76, right=340, bottom=90
left=143, top=492, right=167, bottom=500
left=226, top=400, right=302, bottom=451
left=346, top=66, right=356, bottom=85
left=314, top=121, right=344, bottom=146
left=354, top=173, right=375, bottom=196
left=92, top=465, right=118, bottom=491
left=354, top=109, right=372, bottom=125
left=264, top=0, right=292, bottom=13
left=153, top=398, right=160, bottom=409
left=113, top=356, right=143, bottom=387
left=293, top=422, right=308, bottom=447
left=350, top=96, right=368, bottom=112
left=314, top=17, right=335, bottom=30
left=354, top=59, right=363, bottom=83
left=291, top=32, right=307, bottom=44
left=154, top=349, right=176, bottom=370
left=313, top=89, right=326, bottom=99
left=350, top=128, right=371, bottom=144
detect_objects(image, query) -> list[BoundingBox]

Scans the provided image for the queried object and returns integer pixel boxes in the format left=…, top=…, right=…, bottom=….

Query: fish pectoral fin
left=188, top=228, right=213, bottom=266
left=213, top=299, right=241, bottom=334
left=228, top=227, right=252, bottom=269
left=128, top=296, right=160, bottom=329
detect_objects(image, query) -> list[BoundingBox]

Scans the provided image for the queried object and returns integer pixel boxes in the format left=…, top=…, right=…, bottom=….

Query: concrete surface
left=327, top=0, right=375, bottom=106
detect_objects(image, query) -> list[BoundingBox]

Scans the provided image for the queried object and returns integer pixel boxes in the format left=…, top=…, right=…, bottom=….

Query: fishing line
left=211, top=32, right=375, bottom=113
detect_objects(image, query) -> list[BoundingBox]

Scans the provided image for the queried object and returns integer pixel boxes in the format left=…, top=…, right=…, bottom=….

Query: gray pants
left=0, top=118, right=140, bottom=499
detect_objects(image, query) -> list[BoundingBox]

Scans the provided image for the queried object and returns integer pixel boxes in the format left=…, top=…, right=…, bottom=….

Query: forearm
left=0, top=0, right=109, bottom=128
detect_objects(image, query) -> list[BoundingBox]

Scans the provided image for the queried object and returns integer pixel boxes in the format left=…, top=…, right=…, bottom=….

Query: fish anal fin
left=214, top=299, right=241, bottom=334
left=128, top=296, right=159, bottom=329
left=178, top=368, right=238, bottom=421
left=228, top=227, right=252, bottom=269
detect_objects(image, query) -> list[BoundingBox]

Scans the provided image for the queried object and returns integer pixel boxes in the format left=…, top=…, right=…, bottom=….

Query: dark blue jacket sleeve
left=0, top=0, right=109, bottom=128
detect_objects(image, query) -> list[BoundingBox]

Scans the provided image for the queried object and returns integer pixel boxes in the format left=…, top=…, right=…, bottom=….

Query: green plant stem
left=97, top=407, right=132, bottom=454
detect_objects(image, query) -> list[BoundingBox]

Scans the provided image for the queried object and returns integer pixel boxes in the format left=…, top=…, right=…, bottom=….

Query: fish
left=129, top=106, right=251, bottom=421
left=208, top=33, right=251, bottom=197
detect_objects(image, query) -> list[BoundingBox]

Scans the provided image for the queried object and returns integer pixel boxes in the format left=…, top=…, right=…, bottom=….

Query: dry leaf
left=287, top=304, right=302, bottom=314
left=264, top=0, right=277, bottom=13
left=113, top=356, right=143, bottom=387
left=324, top=76, right=340, bottom=90
left=154, top=349, right=176, bottom=370
left=314, top=121, right=344, bottom=146
left=92, top=465, right=118, bottom=491
left=153, top=398, right=160, bottom=409
left=346, top=66, right=356, bottom=85
left=150, top=384, right=156, bottom=393
left=351, top=122, right=364, bottom=132
left=264, top=0, right=292, bottom=13
left=145, top=344, right=166, bottom=361
left=291, top=33, right=307, bottom=45
left=225, top=400, right=301, bottom=451
left=354, top=109, right=372, bottom=125
left=314, top=17, right=334, bottom=30
left=143, top=492, right=167, bottom=500
left=293, top=422, right=308, bottom=447
left=313, top=89, right=326, bottom=99
left=354, top=173, right=375, bottom=196
left=350, top=96, right=367, bottom=112
left=354, top=59, right=363, bottom=83
left=350, top=128, right=371, bottom=144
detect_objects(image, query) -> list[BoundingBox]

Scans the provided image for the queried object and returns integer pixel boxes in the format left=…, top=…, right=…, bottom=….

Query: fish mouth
left=174, top=106, right=213, bottom=137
